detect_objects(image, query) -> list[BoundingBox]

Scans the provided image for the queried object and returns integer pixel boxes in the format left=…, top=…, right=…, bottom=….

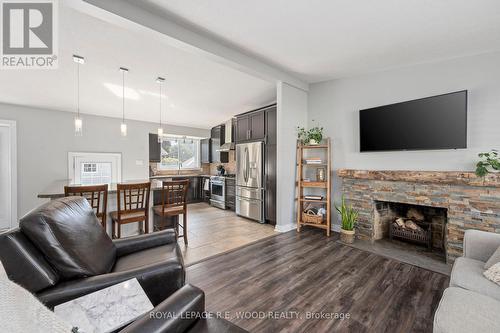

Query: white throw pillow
left=0, top=261, right=71, bottom=333
left=484, top=246, right=500, bottom=269
left=484, top=262, right=500, bottom=286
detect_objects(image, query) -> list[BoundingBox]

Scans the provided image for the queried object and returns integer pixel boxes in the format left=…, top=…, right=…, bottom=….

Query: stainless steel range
left=210, top=176, right=225, bottom=209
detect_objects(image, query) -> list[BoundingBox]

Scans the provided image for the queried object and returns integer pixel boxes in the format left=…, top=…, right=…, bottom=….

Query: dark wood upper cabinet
left=201, top=138, right=211, bottom=164
left=211, top=126, right=221, bottom=163
left=235, top=116, right=249, bottom=142
left=149, top=133, right=161, bottom=162
left=249, top=110, right=265, bottom=140
left=235, top=109, right=266, bottom=142
left=211, top=125, right=229, bottom=163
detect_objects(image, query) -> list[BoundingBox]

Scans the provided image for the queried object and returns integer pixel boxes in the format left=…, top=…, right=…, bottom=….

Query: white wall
left=276, top=82, right=308, bottom=231
left=0, top=103, right=209, bottom=220
left=308, top=52, right=500, bottom=227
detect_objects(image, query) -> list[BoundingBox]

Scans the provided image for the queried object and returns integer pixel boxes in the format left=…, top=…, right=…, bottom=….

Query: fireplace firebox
left=374, top=201, right=447, bottom=256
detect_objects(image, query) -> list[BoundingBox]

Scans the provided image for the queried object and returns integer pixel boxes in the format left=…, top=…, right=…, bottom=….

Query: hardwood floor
left=187, top=228, right=449, bottom=333
left=178, top=203, right=278, bottom=265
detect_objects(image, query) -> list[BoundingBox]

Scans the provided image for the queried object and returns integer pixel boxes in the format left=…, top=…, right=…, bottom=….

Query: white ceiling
left=135, top=0, right=500, bottom=82
left=0, top=4, right=276, bottom=129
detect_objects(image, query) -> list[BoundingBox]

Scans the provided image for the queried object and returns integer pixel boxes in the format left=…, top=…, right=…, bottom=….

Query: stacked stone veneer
left=338, top=169, right=500, bottom=263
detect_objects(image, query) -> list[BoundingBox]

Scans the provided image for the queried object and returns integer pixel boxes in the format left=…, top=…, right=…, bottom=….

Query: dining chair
left=153, top=180, right=190, bottom=245
left=110, top=182, right=151, bottom=239
left=64, top=184, right=108, bottom=229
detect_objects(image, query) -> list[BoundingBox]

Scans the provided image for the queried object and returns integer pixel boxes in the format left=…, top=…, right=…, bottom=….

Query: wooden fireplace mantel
left=337, top=169, right=500, bottom=188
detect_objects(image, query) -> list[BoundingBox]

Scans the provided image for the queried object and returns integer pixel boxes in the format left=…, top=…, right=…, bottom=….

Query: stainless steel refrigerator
left=236, top=141, right=264, bottom=222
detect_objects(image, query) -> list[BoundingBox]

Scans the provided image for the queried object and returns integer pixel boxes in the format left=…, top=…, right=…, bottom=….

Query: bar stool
left=64, top=184, right=108, bottom=229
left=153, top=180, right=189, bottom=245
left=110, top=182, right=151, bottom=239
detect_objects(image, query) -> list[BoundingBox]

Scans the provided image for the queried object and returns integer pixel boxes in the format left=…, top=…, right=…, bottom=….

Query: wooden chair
left=153, top=180, right=189, bottom=245
left=64, top=184, right=108, bottom=229
left=110, top=182, right=151, bottom=239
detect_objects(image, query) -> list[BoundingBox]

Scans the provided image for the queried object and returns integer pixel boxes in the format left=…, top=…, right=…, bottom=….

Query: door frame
left=0, top=119, right=17, bottom=230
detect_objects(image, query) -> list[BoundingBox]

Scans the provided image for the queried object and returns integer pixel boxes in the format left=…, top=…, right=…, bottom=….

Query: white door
left=0, top=120, right=17, bottom=230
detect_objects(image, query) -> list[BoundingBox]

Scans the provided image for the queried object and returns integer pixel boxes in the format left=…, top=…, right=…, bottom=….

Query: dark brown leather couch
left=0, top=197, right=247, bottom=333
left=0, top=196, right=185, bottom=308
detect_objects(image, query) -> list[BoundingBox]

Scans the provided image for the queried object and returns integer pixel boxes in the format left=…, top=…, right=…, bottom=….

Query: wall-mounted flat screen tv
left=359, top=90, right=467, bottom=152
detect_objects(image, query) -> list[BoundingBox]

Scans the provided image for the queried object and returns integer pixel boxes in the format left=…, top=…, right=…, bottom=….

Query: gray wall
left=276, top=82, right=308, bottom=231
left=308, top=52, right=500, bottom=228
left=0, top=103, right=209, bottom=220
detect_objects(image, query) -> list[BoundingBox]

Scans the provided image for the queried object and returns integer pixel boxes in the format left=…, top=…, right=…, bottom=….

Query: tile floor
left=177, top=203, right=279, bottom=265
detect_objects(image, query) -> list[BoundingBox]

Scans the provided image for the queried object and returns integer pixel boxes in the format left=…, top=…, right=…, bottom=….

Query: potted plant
left=307, top=126, right=323, bottom=145
left=476, top=150, right=500, bottom=177
left=296, top=124, right=324, bottom=145
left=335, top=196, right=358, bottom=244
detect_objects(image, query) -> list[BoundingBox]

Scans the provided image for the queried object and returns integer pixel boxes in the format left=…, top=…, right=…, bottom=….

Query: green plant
left=335, top=196, right=358, bottom=231
left=296, top=125, right=324, bottom=144
left=475, top=150, right=500, bottom=177
left=297, top=126, right=308, bottom=144
left=308, top=126, right=323, bottom=143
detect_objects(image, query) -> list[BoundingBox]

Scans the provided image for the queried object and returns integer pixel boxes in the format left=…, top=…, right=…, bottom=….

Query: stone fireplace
left=338, top=169, right=500, bottom=264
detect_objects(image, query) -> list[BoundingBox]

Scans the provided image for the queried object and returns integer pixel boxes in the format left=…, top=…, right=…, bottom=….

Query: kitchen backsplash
left=149, top=150, right=236, bottom=176
left=209, top=151, right=236, bottom=175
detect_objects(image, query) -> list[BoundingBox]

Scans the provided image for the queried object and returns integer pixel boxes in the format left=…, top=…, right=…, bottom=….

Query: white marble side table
left=54, top=279, right=153, bottom=333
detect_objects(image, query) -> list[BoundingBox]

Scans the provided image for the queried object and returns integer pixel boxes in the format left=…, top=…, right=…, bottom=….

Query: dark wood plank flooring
left=186, top=228, right=449, bottom=333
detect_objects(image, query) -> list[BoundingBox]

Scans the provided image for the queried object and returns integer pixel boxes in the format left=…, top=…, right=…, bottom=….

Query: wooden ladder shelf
left=296, top=138, right=332, bottom=236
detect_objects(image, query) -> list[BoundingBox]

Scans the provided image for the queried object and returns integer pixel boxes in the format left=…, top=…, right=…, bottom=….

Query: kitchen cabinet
left=235, top=109, right=266, bottom=142
left=249, top=111, right=266, bottom=140
left=210, top=125, right=229, bottom=163
left=264, top=106, right=277, bottom=225
left=201, top=138, right=211, bottom=163
left=235, top=115, right=249, bottom=142
left=149, top=133, right=161, bottom=162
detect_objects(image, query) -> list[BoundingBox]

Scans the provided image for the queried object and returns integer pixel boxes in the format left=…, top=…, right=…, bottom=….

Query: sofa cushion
left=450, top=257, right=500, bottom=301
left=0, top=230, right=59, bottom=292
left=484, top=246, right=500, bottom=269
left=434, top=287, right=500, bottom=333
left=20, top=197, right=116, bottom=280
left=112, top=244, right=182, bottom=273
left=484, top=262, right=500, bottom=286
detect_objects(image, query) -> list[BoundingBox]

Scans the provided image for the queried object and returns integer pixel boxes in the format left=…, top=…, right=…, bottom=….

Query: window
left=68, top=152, right=121, bottom=185
left=159, top=137, right=201, bottom=170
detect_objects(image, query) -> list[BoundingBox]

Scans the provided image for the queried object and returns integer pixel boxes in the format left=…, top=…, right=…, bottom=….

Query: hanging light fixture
left=73, top=55, right=85, bottom=136
left=119, top=67, right=128, bottom=136
left=156, top=76, right=165, bottom=142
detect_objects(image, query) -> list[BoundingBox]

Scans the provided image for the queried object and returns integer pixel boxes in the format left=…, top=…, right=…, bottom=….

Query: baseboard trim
left=274, top=223, right=296, bottom=233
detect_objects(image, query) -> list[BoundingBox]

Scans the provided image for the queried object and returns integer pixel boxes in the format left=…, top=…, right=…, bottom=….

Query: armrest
left=113, top=230, right=177, bottom=257
left=120, top=284, right=204, bottom=333
left=37, top=260, right=184, bottom=308
left=463, top=229, right=500, bottom=262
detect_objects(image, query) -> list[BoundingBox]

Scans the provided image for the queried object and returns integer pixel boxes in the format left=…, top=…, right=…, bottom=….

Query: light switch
left=135, top=160, right=144, bottom=166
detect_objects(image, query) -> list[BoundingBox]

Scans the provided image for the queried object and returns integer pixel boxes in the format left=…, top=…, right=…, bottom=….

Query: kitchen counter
left=38, top=179, right=167, bottom=199
left=149, top=174, right=212, bottom=179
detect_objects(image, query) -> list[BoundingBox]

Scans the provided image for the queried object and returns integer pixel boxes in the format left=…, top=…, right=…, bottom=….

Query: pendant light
left=119, top=67, right=128, bottom=136
left=156, top=76, right=165, bottom=142
left=73, top=55, right=85, bottom=136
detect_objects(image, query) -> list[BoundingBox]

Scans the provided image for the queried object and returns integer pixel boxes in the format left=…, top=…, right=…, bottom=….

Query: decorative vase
left=340, top=229, right=355, bottom=244
left=309, top=139, right=319, bottom=145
